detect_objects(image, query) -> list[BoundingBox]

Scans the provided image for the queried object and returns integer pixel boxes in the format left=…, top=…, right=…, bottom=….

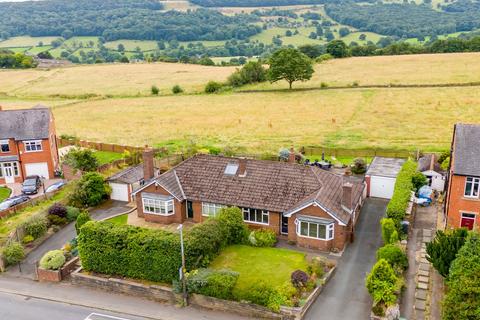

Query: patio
left=127, top=210, right=196, bottom=232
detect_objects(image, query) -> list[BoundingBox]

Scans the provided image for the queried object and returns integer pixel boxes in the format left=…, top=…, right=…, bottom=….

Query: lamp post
left=177, top=224, right=188, bottom=306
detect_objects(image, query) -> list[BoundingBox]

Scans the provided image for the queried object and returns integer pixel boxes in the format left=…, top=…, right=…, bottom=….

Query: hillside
left=1, top=52, right=479, bottom=153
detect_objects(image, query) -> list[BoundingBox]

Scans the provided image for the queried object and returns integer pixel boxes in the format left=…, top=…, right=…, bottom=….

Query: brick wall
left=136, top=184, right=185, bottom=224
left=446, top=174, right=480, bottom=229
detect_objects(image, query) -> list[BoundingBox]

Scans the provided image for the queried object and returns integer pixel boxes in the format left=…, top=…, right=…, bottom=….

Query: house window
left=1, top=162, right=19, bottom=176
left=0, top=140, right=9, bottom=153
left=464, top=177, right=480, bottom=198
left=202, top=202, right=225, bottom=217
left=142, top=197, right=174, bottom=216
left=24, top=140, right=43, bottom=152
left=242, top=208, right=269, bottom=225
left=297, top=220, right=334, bottom=241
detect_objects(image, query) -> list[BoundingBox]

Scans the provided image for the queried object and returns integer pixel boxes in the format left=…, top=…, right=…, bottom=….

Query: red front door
left=461, top=213, right=476, bottom=230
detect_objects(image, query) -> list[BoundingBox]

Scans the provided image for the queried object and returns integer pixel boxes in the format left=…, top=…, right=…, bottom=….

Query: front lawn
left=93, top=150, right=124, bottom=166
left=0, top=187, right=11, bottom=202
left=106, top=214, right=128, bottom=225
left=210, top=245, right=308, bottom=292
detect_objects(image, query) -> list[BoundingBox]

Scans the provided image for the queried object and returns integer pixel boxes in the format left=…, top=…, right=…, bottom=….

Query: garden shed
left=365, top=157, right=406, bottom=199
left=417, top=154, right=445, bottom=192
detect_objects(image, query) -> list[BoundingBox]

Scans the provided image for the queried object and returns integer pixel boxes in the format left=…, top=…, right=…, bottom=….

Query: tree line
left=0, top=0, right=261, bottom=42
left=0, top=50, right=36, bottom=68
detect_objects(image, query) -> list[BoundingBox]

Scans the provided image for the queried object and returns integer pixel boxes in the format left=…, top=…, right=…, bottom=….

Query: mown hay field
left=22, top=86, right=479, bottom=152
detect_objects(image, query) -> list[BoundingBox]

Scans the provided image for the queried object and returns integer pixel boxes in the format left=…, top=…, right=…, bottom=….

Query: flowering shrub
left=291, top=269, right=309, bottom=288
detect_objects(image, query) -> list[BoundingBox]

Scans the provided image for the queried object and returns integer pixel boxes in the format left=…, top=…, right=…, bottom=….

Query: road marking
left=85, top=313, right=132, bottom=320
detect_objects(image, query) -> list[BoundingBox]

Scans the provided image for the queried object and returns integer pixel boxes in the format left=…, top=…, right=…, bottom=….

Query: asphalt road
left=0, top=291, right=149, bottom=320
left=304, top=198, right=387, bottom=320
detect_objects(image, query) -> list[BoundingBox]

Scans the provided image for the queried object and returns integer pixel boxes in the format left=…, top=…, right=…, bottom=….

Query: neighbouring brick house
left=133, top=153, right=366, bottom=252
left=445, top=123, right=480, bottom=230
left=0, top=106, right=59, bottom=184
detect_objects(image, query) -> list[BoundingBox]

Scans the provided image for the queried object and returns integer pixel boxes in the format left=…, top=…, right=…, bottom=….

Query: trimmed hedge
left=248, top=229, right=277, bottom=247
left=40, top=250, right=66, bottom=270
left=182, top=268, right=239, bottom=300
left=385, top=160, right=417, bottom=228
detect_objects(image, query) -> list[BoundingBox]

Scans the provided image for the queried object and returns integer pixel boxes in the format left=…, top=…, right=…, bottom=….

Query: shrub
left=365, top=259, right=398, bottom=308
left=316, top=53, right=333, bottom=63
left=217, top=207, right=249, bottom=245
left=63, top=148, right=99, bottom=172
left=291, top=270, right=309, bottom=289
left=75, top=211, right=91, bottom=234
left=386, top=160, right=417, bottom=228
left=186, top=218, right=227, bottom=266
left=235, top=281, right=284, bottom=312
left=66, top=206, right=81, bottom=222
left=307, top=256, right=327, bottom=278
left=183, top=268, right=239, bottom=300
left=227, top=61, right=267, bottom=87
left=380, top=218, right=397, bottom=245
left=39, top=250, right=66, bottom=270
left=411, top=172, right=428, bottom=191
left=23, top=215, right=48, bottom=239
left=2, top=242, right=25, bottom=266
left=68, top=172, right=111, bottom=208
left=376, top=244, right=408, bottom=271
left=22, top=235, right=34, bottom=244
left=48, top=214, right=68, bottom=226
left=351, top=158, right=367, bottom=174
left=426, top=228, right=468, bottom=278
left=151, top=85, right=159, bottom=95
left=204, top=81, right=222, bottom=93
left=248, top=229, right=276, bottom=247
left=172, top=85, right=183, bottom=94
left=48, top=203, right=67, bottom=218
left=442, top=232, right=480, bottom=320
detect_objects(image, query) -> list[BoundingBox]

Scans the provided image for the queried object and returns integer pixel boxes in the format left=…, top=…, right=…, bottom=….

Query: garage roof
left=366, top=157, right=406, bottom=178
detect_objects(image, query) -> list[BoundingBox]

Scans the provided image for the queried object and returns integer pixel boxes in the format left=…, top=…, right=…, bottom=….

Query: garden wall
left=0, top=188, right=63, bottom=219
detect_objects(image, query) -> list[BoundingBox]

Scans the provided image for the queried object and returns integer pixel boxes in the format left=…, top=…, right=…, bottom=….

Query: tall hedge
left=386, top=160, right=417, bottom=227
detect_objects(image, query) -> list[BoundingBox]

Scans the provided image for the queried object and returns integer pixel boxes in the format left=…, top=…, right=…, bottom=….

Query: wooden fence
left=301, top=146, right=422, bottom=159
left=57, top=137, right=167, bottom=155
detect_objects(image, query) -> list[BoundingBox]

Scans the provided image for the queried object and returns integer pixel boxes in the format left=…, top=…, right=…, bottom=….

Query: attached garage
left=109, top=182, right=130, bottom=202
left=24, top=162, right=50, bottom=179
left=106, top=162, right=158, bottom=202
left=366, top=157, right=406, bottom=200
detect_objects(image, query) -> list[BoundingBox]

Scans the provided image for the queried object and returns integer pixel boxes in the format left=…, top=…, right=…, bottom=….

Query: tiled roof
left=107, top=164, right=144, bottom=184
left=0, top=107, right=51, bottom=140
left=154, top=154, right=364, bottom=224
left=453, top=123, right=480, bottom=176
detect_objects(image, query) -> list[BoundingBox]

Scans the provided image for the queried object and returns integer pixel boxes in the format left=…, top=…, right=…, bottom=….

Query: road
left=0, top=291, right=148, bottom=320
left=305, top=198, right=387, bottom=320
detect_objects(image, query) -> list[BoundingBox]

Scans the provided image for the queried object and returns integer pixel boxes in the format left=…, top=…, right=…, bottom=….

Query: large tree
left=267, top=47, right=314, bottom=89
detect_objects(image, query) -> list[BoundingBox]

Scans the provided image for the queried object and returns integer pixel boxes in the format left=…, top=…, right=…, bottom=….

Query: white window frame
left=202, top=202, right=225, bottom=217
left=142, top=197, right=174, bottom=216
left=460, top=211, right=476, bottom=227
left=296, top=219, right=334, bottom=241
left=0, top=140, right=9, bottom=153
left=24, top=140, right=43, bottom=152
left=1, top=162, right=19, bottom=177
left=242, top=207, right=269, bottom=225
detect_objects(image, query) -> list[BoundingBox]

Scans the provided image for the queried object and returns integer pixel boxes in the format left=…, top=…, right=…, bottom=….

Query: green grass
left=0, top=187, right=11, bottom=202
left=93, top=151, right=124, bottom=166
left=26, top=45, right=53, bottom=55
left=106, top=214, right=128, bottom=225
left=0, top=36, right=59, bottom=48
left=210, top=245, right=308, bottom=291
left=305, top=155, right=373, bottom=166
left=2, top=47, right=29, bottom=53
left=105, top=40, right=159, bottom=52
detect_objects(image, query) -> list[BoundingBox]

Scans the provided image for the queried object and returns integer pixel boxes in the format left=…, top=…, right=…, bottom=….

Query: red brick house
left=133, top=153, right=365, bottom=252
left=0, top=106, right=59, bottom=184
left=445, top=123, right=480, bottom=230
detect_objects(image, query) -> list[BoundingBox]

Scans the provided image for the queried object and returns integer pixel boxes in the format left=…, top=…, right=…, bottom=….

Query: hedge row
left=385, top=160, right=417, bottom=227
left=78, top=207, right=247, bottom=283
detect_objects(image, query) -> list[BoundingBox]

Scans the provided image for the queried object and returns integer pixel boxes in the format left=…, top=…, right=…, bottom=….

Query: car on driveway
left=21, top=175, right=42, bottom=195
left=45, top=181, right=66, bottom=193
left=0, top=195, right=31, bottom=211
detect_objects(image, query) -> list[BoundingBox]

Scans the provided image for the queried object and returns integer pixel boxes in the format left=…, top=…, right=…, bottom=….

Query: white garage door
left=109, top=182, right=130, bottom=202
left=25, top=162, right=50, bottom=179
left=370, top=176, right=396, bottom=199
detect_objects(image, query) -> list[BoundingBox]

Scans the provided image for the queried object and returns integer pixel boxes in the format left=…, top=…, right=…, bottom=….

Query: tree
left=411, top=172, right=428, bottom=191
left=68, top=172, right=111, bottom=208
left=365, top=259, right=398, bottom=308
left=63, top=148, right=99, bottom=172
left=267, top=48, right=314, bottom=89
left=326, top=40, right=349, bottom=58
left=151, top=85, right=159, bottom=95
left=308, top=32, right=317, bottom=39
left=75, top=211, right=91, bottom=234
left=442, top=232, right=480, bottom=320
left=359, top=33, right=367, bottom=41
left=339, top=27, right=350, bottom=37
left=426, top=228, right=468, bottom=278
left=298, top=44, right=323, bottom=58
left=325, top=31, right=334, bottom=41
left=117, top=44, right=125, bottom=52
left=157, top=41, right=166, bottom=50
left=285, top=30, right=292, bottom=37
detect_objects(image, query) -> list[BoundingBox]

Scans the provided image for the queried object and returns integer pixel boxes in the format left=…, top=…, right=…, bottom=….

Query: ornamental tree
left=426, top=228, right=468, bottom=278
left=267, top=48, right=314, bottom=89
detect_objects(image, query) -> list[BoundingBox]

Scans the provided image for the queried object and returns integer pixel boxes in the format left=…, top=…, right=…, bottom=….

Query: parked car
left=45, top=181, right=66, bottom=193
left=21, top=175, right=42, bottom=195
left=0, top=195, right=31, bottom=211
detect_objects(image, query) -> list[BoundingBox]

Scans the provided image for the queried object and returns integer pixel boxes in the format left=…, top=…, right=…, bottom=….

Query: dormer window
left=0, top=140, right=9, bottom=153
left=224, top=163, right=238, bottom=175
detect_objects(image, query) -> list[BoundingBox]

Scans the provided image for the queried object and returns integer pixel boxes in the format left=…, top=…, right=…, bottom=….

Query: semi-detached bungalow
left=133, top=153, right=366, bottom=252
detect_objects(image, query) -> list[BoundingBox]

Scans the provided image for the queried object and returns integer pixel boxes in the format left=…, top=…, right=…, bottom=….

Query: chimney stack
left=143, top=146, right=155, bottom=181
left=429, top=154, right=435, bottom=171
left=238, top=158, right=247, bottom=177
left=342, top=181, right=353, bottom=212
left=288, top=147, right=296, bottom=164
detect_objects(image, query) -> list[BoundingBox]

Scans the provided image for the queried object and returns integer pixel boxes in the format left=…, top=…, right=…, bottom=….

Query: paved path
left=0, top=276, right=249, bottom=320
left=304, top=198, right=387, bottom=320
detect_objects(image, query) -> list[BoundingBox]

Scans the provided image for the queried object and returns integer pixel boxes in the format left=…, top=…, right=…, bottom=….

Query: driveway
left=7, top=178, right=64, bottom=198
left=304, top=198, right=387, bottom=320
left=8, top=201, right=133, bottom=278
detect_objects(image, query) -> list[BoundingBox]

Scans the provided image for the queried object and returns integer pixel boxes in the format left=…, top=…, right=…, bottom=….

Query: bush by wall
left=182, top=268, right=239, bottom=300
left=22, top=215, right=48, bottom=240
left=66, top=206, right=81, bottom=222
left=75, top=211, right=91, bottom=234
left=2, top=242, right=25, bottom=266
left=234, top=281, right=286, bottom=312
left=217, top=207, right=249, bottom=245
left=68, top=172, right=111, bottom=208
left=376, top=244, right=408, bottom=271
left=386, top=160, right=417, bottom=228
left=40, top=250, right=66, bottom=270
left=248, top=229, right=277, bottom=247
left=380, top=218, right=397, bottom=245
left=365, top=259, right=399, bottom=315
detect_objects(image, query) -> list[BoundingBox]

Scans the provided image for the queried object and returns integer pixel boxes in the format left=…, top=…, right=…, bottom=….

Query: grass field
left=0, top=36, right=58, bottom=48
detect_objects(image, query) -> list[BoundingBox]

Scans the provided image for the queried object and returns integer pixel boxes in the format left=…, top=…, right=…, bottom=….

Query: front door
left=3, top=163, right=14, bottom=184
left=281, top=215, right=289, bottom=234
left=461, top=213, right=476, bottom=230
left=186, top=200, right=194, bottom=219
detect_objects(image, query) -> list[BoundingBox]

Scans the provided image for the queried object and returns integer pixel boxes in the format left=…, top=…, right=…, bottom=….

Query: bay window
left=242, top=207, right=269, bottom=224
left=296, top=216, right=334, bottom=241
left=142, top=197, right=174, bottom=215
left=464, top=177, right=480, bottom=198
left=202, top=202, right=225, bottom=217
